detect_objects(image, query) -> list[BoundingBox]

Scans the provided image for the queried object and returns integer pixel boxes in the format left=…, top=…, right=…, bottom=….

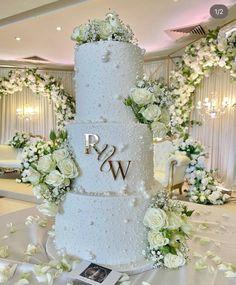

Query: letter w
left=108, top=161, right=131, bottom=180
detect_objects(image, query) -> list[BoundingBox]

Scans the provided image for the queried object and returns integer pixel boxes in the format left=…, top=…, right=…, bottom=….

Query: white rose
left=37, top=202, right=58, bottom=217
left=37, top=155, right=56, bottom=173
left=151, top=121, right=167, bottom=138
left=197, top=157, right=205, bottom=168
left=71, top=24, right=88, bottom=42
left=27, top=167, right=41, bottom=185
left=140, top=104, right=161, bottom=121
left=208, top=190, right=221, bottom=204
left=167, top=212, right=183, bottom=230
left=53, top=148, right=69, bottom=162
left=222, top=193, right=230, bottom=202
left=32, top=184, right=48, bottom=200
left=45, top=170, right=64, bottom=187
left=131, top=88, right=154, bottom=106
left=201, top=177, right=209, bottom=186
left=143, top=208, right=168, bottom=230
left=148, top=230, right=169, bottom=249
left=164, top=253, right=186, bottom=268
left=57, top=159, right=78, bottom=178
left=99, top=20, right=113, bottom=39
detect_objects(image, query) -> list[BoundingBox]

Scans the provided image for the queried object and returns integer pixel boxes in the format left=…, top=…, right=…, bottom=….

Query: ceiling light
left=56, top=26, right=62, bottom=31
left=15, top=37, right=21, bottom=41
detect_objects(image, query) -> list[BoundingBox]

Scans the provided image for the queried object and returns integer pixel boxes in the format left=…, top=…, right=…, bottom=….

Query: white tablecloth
left=0, top=202, right=236, bottom=285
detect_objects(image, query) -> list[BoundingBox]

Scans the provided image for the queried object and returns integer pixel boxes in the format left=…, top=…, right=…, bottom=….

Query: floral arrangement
left=71, top=11, right=135, bottom=45
left=169, top=28, right=236, bottom=135
left=143, top=191, right=193, bottom=269
left=0, top=68, right=75, bottom=130
left=20, top=131, right=79, bottom=216
left=173, top=137, right=230, bottom=205
left=124, top=76, right=174, bottom=138
left=124, top=28, right=236, bottom=137
left=9, top=132, right=30, bottom=149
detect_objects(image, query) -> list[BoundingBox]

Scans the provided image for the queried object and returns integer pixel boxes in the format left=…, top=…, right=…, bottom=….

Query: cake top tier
left=71, top=12, right=136, bottom=46
left=72, top=13, right=145, bottom=123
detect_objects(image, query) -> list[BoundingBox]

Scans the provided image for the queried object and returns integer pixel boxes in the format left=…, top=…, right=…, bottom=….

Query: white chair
left=0, top=134, right=43, bottom=173
left=154, top=139, right=190, bottom=194
left=0, top=145, right=22, bottom=170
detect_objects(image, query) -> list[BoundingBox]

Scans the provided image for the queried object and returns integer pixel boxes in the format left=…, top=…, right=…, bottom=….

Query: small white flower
left=24, top=243, right=41, bottom=256
left=25, top=167, right=41, bottom=185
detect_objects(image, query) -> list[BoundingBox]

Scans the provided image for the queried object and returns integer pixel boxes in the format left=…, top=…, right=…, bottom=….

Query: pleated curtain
left=144, top=61, right=236, bottom=188
left=190, top=67, right=236, bottom=188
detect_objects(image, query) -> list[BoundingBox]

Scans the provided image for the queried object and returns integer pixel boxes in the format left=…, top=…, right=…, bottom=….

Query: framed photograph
left=69, top=261, right=122, bottom=285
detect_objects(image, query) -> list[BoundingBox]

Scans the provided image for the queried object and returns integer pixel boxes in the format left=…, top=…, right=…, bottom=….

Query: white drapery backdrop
left=190, top=67, right=236, bottom=187
left=144, top=60, right=236, bottom=188
left=0, top=68, right=74, bottom=144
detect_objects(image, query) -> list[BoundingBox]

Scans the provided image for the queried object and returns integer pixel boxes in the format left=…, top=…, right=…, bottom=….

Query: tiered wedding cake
left=55, top=15, right=156, bottom=270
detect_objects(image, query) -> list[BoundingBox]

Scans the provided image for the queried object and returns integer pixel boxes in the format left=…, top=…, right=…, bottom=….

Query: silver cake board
left=46, top=236, right=153, bottom=275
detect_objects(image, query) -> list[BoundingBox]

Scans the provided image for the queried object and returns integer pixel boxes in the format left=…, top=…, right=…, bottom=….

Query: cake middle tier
left=67, top=122, right=154, bottom=195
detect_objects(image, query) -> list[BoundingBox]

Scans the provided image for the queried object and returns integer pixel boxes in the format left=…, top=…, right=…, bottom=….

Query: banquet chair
left=0, top=134, right=43, bottom=173
left=0, top=145, right=22, bottom=171
left=153, top=139, right=190, bottom=194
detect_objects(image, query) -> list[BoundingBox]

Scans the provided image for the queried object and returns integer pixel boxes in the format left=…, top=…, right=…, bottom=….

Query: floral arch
left=0, top=68, right=75, bottom=130
left=169, top=28, right=236, bottom=135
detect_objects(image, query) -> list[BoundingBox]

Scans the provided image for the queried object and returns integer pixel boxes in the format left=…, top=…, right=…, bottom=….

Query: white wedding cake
left=55, top=15, right=156, bottom=271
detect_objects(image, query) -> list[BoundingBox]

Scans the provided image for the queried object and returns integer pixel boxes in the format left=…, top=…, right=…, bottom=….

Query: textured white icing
left=67, top=122, right=154, bottom=195
left=75, top=41, right=143, bottom=123
left=55, top=40, right=155, bottom=268
left=55, top=193, right=149, bottom=265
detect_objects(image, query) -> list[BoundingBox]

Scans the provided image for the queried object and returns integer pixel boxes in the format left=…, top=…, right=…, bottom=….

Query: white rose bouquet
left=71, top=12, right=134, bottom=45
left=173, top=136, right=230, bottom=205
left=143, top=191, right=193, bottom=269
left=124, top=77, right=174, bottom=138
left=20, top=130, right=79, bottom=215
left=9, top=131, right=30, bottom=148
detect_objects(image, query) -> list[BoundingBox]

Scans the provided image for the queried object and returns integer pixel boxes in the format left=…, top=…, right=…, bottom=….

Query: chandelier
left=16, top=105, right=38, bottom=121
left=196, top=96, right=234, bottom=119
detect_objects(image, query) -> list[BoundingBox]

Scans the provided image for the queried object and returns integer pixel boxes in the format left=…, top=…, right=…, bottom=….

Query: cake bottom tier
left=55, top=192, right=149, bottom=266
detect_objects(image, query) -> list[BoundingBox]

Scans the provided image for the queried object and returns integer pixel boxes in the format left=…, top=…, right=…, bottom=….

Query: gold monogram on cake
left=85, top=134, right=131, bottom=180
